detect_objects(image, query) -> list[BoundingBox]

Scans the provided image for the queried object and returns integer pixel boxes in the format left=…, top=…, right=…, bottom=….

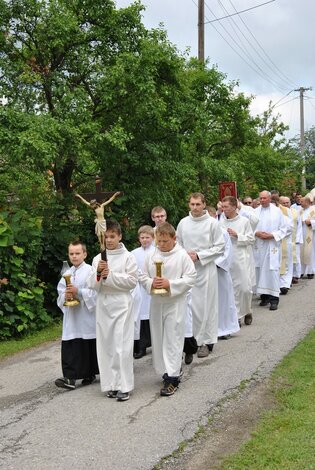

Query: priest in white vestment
left=299, top=196, right=315, bottom=278
left=279, top=196, right=301, bottom=289
left=254, top=191, right=287, bottom=310
left=176, top=193, right=225, bottom=358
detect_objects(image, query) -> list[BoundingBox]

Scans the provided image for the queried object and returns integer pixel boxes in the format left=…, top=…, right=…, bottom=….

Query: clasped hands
left=255, top=231, right=274, bottom=240
left=227, top=227, right=238, bottom=238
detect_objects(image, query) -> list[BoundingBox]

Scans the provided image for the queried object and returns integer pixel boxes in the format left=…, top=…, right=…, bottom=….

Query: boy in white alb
left=87, top=220, right=137, bottom=402
left=55, top=241, right=98, bottom=390
left=132, top=225, right=155, bottom=359
left=140, top=222, right=196, bottom=396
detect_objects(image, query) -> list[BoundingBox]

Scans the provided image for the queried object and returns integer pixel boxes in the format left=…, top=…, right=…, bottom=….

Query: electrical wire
left=204, top=0, right=275, bottom=23
left=201, top=0, right=291, bottom=91
left=215, top=0, right=289, bottom=88
left=226, top=0, right=297, bottom=89
left=273, top=96, right=299, bottom=109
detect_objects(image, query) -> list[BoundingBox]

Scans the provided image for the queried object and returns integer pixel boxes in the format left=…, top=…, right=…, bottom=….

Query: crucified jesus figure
left=75, top=191, right=121, bottom=251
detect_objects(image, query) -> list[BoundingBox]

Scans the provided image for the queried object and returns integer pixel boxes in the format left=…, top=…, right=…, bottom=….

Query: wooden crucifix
left=75, top=177, right=121, bottom=261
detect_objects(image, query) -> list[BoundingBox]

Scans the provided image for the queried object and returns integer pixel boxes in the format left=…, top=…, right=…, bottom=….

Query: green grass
left=220, top=327, right=315, bottom=469
left=0, top=321, right=62, bottom=360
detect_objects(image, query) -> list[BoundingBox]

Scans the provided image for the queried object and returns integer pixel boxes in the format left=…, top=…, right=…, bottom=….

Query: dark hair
left=69, top=240, right=87, bottom=252
left=106, top=219, right=122, bottom=235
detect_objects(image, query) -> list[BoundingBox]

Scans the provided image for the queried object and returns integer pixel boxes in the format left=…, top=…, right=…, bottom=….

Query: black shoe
left=134, top=350, right=146, bottom=359
left=238, top=319, right=242, bottom=328
left=107, top=390, right=118, bottom=398
left=207, top=344, right=214, bottom=352
left=218, top=335, right=230, bottom=340
left=259, top=300, right=269, bottom=306
left=55, top=377, right=75, bottom=390
left=307, top=274, right=314, bottom=279
left=116, top=391, right=130, bottom=401
left=280, top=288, right=288, bottom=295
left=82, top=375, right=96, bottom=386
left=185, top=353, right=193, bottom=364
left=244, top=314, right=253, bottom=325
left=160, top=381, right=178, bottom=396
left=269, top=303, right=278, bottom=311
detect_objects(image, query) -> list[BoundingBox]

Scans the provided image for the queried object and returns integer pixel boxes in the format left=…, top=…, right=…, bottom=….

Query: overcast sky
left=115, top=0, right=315, bottom=140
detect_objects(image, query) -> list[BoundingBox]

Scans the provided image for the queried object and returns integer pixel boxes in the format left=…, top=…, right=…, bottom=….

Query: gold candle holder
left=63, top=274, right=80, bottom=307
left=151, top=260, right=168, bottom=296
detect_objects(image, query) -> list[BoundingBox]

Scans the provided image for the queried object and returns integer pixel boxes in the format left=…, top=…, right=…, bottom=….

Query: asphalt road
left=1, top=278, right=315, bottom=470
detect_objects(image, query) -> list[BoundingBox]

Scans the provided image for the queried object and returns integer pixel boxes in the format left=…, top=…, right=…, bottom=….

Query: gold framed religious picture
left=219, top=181, right=238, bottom=201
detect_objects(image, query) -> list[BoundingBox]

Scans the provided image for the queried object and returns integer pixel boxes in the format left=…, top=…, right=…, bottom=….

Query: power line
left=214, top=0, right=295, bottom=90
left=201, top=0, right=290, bottom=91
left=204, top=0, right=275, bottom=24
left=271, top=90, right=294, bottom=108
left=226, top=0, right=297, bottom=89
left=273, top=96, right=298, bottom=109
left=216, top=0, right=288, bottom=87
left=305, top=96, right=315, bottom=112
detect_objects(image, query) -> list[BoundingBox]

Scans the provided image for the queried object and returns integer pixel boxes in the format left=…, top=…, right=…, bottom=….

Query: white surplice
left=177, top=211, right=225, bottom=346
left=131, top=244, right=155, bottom=340
left=131, top=244, right=155, bottom=320
left=239, top=204, right=259, bottom=289
left=220, top=214, right=255, bottom=319
left=57, top=262, right=97, bottom=340
left=140, top=243, right=196, bottom=377
left=215, top=230, right=240, bottom=336
left=87, top=243, right=138, bottom=393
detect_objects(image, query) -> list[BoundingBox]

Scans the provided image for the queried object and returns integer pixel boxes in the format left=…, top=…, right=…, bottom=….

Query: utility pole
left=198, top=0, right=205, bottom=62
left=295, top=86, right=312, bottom=190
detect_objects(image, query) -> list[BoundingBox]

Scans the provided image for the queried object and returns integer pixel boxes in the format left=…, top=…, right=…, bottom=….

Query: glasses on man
left=243, top=201, right=252, bottom=205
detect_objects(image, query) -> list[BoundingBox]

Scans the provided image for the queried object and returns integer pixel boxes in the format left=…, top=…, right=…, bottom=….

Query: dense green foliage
left=0, top=0, right=306, bottom=337
left=0, top=210, right=50, bottom=339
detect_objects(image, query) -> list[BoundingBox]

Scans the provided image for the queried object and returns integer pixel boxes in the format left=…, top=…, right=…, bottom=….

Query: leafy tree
left=302, top=126, right=315, bottom=189
left=0, top=0, right=300, bottom=336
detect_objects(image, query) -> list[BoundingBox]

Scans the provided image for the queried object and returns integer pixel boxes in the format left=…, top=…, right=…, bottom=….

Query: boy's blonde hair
left=155, top=222, right=176, bottom=238
left=138, top=225, right=154, bottom=237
